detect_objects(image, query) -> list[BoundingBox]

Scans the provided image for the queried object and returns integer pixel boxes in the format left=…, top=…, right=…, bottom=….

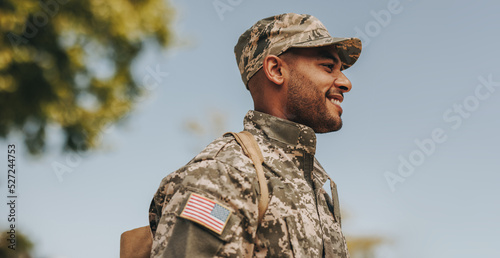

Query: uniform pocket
left=165, top=218, right=225, bottom=257
left=255, top=195, right=294, bottom=257
left=284, top=213, right=308, bottom=257
left=162, top=190, right=242, bottom=257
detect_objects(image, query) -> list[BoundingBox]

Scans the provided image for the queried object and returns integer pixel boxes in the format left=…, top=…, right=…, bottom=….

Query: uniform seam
left=213, top=136, right=236, bottom=158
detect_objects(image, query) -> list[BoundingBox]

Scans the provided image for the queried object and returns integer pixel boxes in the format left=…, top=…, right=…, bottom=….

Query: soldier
left=149, top=13, right=362, bottom=257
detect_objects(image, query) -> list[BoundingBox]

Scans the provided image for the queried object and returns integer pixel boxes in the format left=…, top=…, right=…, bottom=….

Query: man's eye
left=323, top=64, right=334, bottom=70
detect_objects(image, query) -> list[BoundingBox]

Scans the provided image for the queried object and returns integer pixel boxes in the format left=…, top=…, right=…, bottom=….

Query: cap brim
left=290, top=37, right=362, bottom=70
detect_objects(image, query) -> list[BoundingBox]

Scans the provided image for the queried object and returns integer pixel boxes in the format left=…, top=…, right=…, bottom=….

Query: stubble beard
left=286, top=72, right=342, bottom=133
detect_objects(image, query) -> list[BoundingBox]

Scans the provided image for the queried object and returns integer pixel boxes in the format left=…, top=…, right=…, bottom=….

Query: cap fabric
left=234, top=13, right=362, bottom=88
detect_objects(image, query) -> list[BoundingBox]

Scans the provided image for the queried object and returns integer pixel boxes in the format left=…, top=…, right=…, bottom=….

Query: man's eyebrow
left=317, top=50, right=340, bottom=64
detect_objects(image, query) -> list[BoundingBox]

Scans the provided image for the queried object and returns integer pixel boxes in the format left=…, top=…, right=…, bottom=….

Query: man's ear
left=262, top=55, right=287, bottom=86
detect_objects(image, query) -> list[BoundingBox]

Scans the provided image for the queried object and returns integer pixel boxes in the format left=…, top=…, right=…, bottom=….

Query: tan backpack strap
left=120, top=226, right=153, bottom=258
left=226, top=131, right=269, bottom=224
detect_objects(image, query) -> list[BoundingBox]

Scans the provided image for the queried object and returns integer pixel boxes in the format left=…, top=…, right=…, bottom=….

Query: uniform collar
left=243, top=110, right=317, bottom=156
left=243, top=110, right=334, bottom=205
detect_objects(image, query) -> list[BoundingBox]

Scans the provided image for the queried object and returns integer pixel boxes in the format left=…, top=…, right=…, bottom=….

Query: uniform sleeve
left=150, top=159, right=259, bottom=258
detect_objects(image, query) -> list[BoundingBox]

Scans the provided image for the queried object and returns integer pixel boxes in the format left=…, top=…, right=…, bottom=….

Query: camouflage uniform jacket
left=149, top=110, right=349, bottom=257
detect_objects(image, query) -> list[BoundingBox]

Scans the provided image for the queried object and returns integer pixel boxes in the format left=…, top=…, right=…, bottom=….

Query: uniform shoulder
left=188, top=133, right=252, bottom=170
left=187, top=134, right=233, bottom=162
left=154, top=133, right=257, bottom=198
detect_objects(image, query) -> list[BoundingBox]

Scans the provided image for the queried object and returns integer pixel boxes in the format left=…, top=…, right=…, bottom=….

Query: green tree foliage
left=0, top=0, right=174, bottom=154
left=0, top=230, right=34, bottom=258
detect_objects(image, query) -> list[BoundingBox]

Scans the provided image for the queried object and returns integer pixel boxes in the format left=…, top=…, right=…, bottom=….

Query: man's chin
left=315, top=126, right=342, bottom=134
left=312, top=119, right=343, bottom=134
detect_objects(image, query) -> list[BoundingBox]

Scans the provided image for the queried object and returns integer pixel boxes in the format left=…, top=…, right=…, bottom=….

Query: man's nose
left=334, top=71, right=352, bottom=93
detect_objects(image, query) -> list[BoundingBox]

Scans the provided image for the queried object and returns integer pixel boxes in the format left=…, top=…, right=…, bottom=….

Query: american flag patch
left=179, top=193, right=231, bottom=235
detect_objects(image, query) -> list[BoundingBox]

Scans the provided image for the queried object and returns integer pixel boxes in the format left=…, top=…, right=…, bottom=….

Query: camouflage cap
left=235, top=13, right=362, bottom=88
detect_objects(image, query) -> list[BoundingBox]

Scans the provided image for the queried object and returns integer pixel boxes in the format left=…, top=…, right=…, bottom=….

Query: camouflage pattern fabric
left=149, top=110, right=349, bottom=257
left=234, top=13, right=362, bottom=87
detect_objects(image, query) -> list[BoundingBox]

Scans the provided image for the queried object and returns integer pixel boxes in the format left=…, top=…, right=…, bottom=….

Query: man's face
left=283, top=46, right=352, bottom=133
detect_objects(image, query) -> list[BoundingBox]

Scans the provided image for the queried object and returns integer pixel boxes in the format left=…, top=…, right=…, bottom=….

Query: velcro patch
left=179, top=193, right=231, bottom=235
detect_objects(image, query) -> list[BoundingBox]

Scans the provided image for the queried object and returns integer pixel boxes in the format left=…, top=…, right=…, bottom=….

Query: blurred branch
left=183, top=109, right=227, bottom=153
left=346, top=235, right=387, bottom=258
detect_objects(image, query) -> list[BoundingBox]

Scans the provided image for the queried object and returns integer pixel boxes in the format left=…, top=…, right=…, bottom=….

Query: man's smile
left=326, top=93, right=344, bottom=114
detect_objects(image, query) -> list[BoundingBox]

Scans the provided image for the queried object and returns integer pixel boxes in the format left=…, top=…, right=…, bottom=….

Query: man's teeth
left=330, top=99, right=341, bottom=106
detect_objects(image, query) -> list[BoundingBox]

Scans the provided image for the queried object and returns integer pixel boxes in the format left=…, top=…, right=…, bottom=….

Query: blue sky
left=1, top=0, right=499, bottom=257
